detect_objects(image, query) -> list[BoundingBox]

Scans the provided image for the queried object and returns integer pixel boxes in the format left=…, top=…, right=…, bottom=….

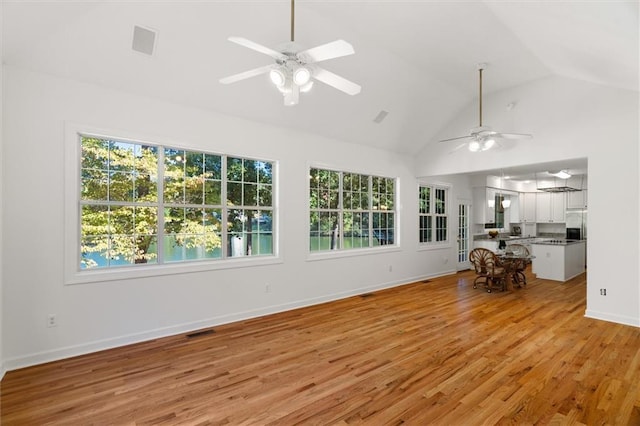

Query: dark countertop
left=530, top=239, right=587, bottom=246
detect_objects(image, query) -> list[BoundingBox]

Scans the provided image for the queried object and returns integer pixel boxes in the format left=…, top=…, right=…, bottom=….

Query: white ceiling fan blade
left=313, top=67, right=361, bottom=95
left=496, top=132, right=533, bottom=140
left=219, top=64, right=274, bottom=84
left=228, top=37, right=287, bottom=61
left=297, top=40, right=355, bottom=64
left=439, top=135, right=473, bottom=143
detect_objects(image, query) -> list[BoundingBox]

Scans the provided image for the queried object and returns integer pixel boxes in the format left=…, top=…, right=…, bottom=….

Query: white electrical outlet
left=47, top=314, right=57, bottom=328
left=265, top=283, right=271, bottom=293
left=388, top=265, right=393, bottom=272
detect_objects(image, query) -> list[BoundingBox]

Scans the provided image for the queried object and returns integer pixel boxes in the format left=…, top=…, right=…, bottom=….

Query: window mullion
left=368, top=175, right=373, bottom=247
left=338, top=171, right=344, bottom=250
left=221, top=155, right=228, bottom=259
left=156, top=148, right=165, bottom=264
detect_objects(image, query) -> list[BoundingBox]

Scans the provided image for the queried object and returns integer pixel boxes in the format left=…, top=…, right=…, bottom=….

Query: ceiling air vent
left=132, top=25, right=157, bottom=56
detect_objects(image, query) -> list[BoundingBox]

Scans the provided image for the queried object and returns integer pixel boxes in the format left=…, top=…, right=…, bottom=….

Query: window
left=309, top=168, right=395, bottom=252
left=79, top=135, right=274, bottom=270
left=419, top=184, right=448, bottom=244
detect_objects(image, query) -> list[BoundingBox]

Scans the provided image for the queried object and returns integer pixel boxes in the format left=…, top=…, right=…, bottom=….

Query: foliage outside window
left=309, top=168, right=395, bottom=252
left=419, top=184, right=448, bottom=243
left=80, top=135, right=274, bottom=269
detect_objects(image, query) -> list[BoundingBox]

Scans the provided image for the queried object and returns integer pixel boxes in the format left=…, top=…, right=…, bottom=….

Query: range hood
left=536, top=185, right=581, bottom=193
left=536, top=175, right=584, bottom=192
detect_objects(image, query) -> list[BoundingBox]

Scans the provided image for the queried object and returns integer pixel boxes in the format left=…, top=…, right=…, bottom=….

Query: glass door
left=457, top=201, right=471, bottom=270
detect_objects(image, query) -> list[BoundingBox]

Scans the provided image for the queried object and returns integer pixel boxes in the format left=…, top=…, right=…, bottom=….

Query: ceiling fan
left=440, top=64, right=532, bottom=152
left=219, top=0, right=361, bottom=106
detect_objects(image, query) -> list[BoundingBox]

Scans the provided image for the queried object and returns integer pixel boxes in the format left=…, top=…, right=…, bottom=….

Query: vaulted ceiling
left=3, top=1, right=638, bottom=156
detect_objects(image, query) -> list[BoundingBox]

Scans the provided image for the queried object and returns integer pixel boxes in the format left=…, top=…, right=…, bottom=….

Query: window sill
left=65, top=256, right=283, bottom=285
left=417, top=242, right=452, bottom=251
left=306, top=245, right=401, bottom=262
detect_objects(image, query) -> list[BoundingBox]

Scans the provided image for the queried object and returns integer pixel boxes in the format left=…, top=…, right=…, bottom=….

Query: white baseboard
left=3, top=273, right=455, bottom=372
left=584, top=310, right=640, bottom=328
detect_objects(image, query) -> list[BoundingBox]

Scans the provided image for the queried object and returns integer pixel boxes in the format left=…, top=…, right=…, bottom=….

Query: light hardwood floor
left=2, top=269, right=640, bottom=425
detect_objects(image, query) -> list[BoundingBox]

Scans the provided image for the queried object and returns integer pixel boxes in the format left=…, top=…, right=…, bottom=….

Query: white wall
left=415, top=76, right=640, bottom=327
left=2, top=66, right=460, bottom=370
left=0, top=1, right=4, bottom=380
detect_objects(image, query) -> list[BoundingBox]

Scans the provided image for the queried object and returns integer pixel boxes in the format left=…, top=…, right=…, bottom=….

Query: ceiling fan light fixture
left=293, top=66, right=311, bottom=85
left=269, top=68, right=286, bottom=87
left=468, top=141, right=481, bottom=152
left=299, top=80, right=314, bottom=93
left=482, top=138, right=496, bottom=151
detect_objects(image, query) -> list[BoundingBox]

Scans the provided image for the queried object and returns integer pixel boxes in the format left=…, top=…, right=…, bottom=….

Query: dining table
left=496, top=251, right=536, bottom=291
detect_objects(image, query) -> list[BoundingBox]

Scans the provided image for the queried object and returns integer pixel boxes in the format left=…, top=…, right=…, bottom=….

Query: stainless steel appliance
left=565, top=209, right=587, bottom=240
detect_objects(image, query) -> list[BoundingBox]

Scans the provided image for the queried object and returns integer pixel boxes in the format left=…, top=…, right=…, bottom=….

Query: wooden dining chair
left=469, top=248, right=507, bottom=292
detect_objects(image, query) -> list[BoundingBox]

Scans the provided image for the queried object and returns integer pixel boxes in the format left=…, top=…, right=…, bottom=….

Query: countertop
left=530, top=239, right=587, bottom=246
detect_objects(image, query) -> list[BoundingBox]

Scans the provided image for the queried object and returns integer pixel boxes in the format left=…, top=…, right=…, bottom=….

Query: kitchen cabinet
left=531, top=240, right=586, bottom=281
left=520, top=193, right=537, bottom=223
left=473, top=187, right=496, bottom=224
left=567, top=190, right=588, bottom=209
left=536, top=192, right=566, bottom=223
left=508, top=194, right=520, bottom=223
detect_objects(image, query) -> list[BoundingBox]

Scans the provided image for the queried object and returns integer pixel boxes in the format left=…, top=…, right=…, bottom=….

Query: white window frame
left=307, top=165, right=400, bottom=260
left=64, top=123, right=281, bottom=285
left=418, top=182, right=451, bottom=249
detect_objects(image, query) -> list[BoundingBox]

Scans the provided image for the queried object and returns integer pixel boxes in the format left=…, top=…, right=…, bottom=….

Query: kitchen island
left=531, top=239, right=586, bottom=282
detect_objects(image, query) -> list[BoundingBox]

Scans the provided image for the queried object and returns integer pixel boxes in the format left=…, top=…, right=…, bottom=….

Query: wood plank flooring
left=2, top=269, right=640, bottom=425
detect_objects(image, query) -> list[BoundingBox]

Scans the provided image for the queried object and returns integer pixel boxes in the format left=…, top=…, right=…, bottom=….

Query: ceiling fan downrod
left=290, top=0, right=295, bottom=42
left=478, top=64, right=485, bottom=127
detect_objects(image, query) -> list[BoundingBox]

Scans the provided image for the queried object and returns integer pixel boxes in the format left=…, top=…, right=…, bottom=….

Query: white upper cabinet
left=567, top=190, right=588, bottom=209
left=536, top=192, right=566, bottom=222
left=508, top=194, right=520, bottom=223
left=473, top=187, right=496, bottom=224
left=521, top=193, right=537, bottom=223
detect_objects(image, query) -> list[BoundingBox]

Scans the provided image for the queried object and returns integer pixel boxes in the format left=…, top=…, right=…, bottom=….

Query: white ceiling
left=2, top=0, right=638, bottom=160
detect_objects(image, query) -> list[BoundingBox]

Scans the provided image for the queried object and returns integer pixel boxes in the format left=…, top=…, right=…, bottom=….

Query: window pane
left=309, top=211, right=339, bottom=251
left=436, top=216, right=447, bottom=242
left=419, top=215, right=432, bottom=243
left=435, top=188, right=446, bottom=214
left=204, top=154, right=222, bottom=180
left=227, top=182, right=242, bottom=206
left=244, top=159, right=258, bottom=182
left=204, top=180, right=221, bottom=205
left=184, top=178, right=203, bottom=204
left=243, top=183, right=258, bottom=206
left=165, top=207, right=222, bottom=262
left=227, top=157, right=243, bottom=181
left=258, top=161, right=272, bottom=184
left=134, top=173, right=156, bottom=202
left=81, top=137, right=109, bottom=170
left=310, top=188, right=320, bottom=209
left=258, top=184, right=272, bottom=206
left=81, top=169, right=108, bottom=201
left=164, top=177, right=184, bottom=203
left=419, top=186, right=430, bottom=214
left=373, top=212, right=393, bottom=246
